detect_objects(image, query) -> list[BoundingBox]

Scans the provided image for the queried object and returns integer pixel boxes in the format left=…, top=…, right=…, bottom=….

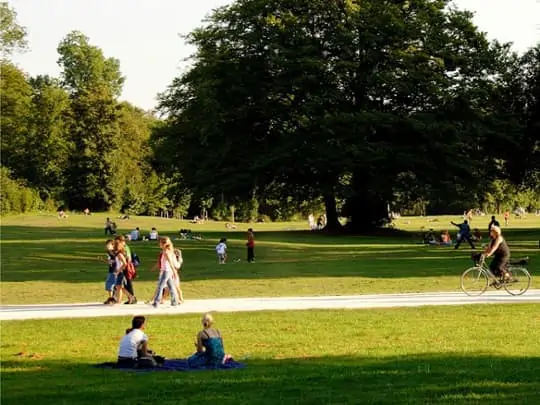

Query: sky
left=9, top=0, right=540, bottom=111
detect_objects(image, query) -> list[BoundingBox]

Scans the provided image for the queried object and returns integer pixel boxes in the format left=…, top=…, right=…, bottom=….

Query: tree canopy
left=1, top=1, right=538, bottom=223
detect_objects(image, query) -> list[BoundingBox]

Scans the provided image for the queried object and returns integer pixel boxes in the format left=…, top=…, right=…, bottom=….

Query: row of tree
left=1, top=1, right=539, bottom=228
left=1, top=4, right=175, bottom=216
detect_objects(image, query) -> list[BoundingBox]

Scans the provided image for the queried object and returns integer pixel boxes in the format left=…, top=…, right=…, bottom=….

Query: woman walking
left=152, top=237, right=181, bottom=308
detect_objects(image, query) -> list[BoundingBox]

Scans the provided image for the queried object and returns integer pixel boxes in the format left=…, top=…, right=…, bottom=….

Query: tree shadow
left=2, top=353, right=539, bottom=404
left=1, top=225, right=538, bottom=283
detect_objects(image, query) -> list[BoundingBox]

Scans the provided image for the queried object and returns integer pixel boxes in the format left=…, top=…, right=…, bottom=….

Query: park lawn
left=1, top=305, right=539, bottom=405
left=1, top=214, right=538, bottom=304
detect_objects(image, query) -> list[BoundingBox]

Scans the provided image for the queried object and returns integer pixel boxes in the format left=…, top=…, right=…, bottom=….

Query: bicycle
left=460, top=254, right=532, bottom=296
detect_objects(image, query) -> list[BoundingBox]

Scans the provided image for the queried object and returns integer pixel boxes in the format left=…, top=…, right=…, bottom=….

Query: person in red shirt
left=247, top=228, right=255, bottom=263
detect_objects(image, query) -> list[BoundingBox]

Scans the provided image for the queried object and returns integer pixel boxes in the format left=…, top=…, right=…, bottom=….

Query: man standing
left=488, top=216, right=500, bottom=233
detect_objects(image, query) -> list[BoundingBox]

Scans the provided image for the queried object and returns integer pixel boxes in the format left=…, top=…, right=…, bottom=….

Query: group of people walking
left=104, top=235, right=138, bottom=305
left=103, top=228, right=256, bottom=307
left=103, top=235, right=183, bottom=307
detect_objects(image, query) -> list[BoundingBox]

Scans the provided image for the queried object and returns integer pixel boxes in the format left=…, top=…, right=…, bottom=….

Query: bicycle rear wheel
left=461, top=267, right=488, bottom=296
left=503, top=267, right=531, bottom=296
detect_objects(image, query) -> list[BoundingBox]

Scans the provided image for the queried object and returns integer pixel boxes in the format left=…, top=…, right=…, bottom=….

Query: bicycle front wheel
left=461, top=267, right=488, bottom=296
left=504, top=267, right=532, bottom=296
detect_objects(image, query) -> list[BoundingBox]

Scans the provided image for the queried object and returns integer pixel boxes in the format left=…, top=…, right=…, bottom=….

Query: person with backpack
left=151, top=237, right=181, bottom=308
left=114, top=235, right=138, bottom=304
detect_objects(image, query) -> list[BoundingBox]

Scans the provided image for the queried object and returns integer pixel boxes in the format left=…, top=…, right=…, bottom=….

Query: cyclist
left=483, top=225, right=511, bottom=281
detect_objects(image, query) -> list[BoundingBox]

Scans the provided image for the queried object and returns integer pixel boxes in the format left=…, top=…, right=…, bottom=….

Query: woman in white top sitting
left=151, top=237, right=181, bottom=308
left=117, top=316, right=154, bottom=368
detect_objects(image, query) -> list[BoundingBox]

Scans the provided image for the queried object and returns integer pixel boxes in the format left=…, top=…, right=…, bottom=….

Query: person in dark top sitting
left=451, top=219, right=475, bottom=249
left=484, top=225, right=511, bottom=281
left=488, top=216, right=500, bottom=233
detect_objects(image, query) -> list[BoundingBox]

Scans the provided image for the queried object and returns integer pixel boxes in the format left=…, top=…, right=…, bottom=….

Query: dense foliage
left=1, top=1, right=538, bottom=226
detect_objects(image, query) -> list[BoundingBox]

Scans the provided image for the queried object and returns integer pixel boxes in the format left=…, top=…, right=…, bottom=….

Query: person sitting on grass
left=188, top=313, right=232, bottom=369
left=117, top=316, right=164, bottom=368
left=130, top=227, right=141, bottom=241
left=440, top=230, right=452, bottom=246
left=148, top=227, right=158, bottom=240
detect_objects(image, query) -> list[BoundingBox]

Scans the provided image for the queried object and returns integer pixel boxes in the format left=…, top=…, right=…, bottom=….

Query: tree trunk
left=323, top=192, right=342, bottom=231
left=344, top=172, right=391, bottom=233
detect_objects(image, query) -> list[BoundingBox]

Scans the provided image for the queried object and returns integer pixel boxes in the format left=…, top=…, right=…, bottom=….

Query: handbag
left=126, top=261, right=137, bottom=280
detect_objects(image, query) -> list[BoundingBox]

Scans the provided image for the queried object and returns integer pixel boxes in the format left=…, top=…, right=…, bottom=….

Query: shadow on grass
left=1, top=225, right=538, bottom=283
left=2, top=354, right=539, bottom=404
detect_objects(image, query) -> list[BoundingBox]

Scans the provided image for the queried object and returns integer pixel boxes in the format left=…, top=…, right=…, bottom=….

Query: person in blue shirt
left=451, top=219, right=475, bottom=250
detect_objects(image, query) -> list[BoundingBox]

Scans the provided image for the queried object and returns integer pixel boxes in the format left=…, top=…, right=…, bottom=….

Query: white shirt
left=160, top=251, right=180, bottom=272
left=118, top=329, right=148, bottom=358
left=216, top=242, right=227, bottom=255
left=149, top=230, right=158, bottom=240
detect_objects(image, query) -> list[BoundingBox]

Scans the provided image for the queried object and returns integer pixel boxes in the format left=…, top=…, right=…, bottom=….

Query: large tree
left=158, top=0, right=508, bottom=229
left=57, top=31, right=125, bottom=210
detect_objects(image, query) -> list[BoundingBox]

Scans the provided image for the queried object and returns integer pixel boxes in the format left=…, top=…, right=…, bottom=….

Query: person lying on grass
left=117, top=316, right=164, bottom=368
left=188, top=313, right=232, bottom=368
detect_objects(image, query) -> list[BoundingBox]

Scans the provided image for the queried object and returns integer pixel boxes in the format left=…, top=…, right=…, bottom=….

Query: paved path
left=2, top=290, right=539, bottom=321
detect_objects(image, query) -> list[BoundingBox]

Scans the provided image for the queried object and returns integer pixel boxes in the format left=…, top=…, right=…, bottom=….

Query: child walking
left=103, top=239, right=117, bottom=304
left=216, top=238, right=227, bottom=264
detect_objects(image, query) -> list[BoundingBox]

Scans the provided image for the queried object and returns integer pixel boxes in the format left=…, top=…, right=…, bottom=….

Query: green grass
left=2, top=305, right=539, bottom=404
left=1, top=213, right=538, bottom=304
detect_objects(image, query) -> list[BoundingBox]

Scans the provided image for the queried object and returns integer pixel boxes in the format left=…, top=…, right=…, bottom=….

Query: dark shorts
left=115, top=272, right=126, bottom=286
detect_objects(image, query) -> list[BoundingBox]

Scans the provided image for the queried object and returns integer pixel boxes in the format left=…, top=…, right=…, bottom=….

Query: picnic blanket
left=95, top=358, right=245, bottom=372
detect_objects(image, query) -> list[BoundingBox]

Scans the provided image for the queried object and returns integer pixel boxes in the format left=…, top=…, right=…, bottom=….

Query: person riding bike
left=483, top=225, right=511, bottom=281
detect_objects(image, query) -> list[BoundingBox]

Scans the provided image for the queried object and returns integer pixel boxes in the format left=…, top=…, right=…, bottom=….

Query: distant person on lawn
left=105, top=218, right=115, bottom=235
left=130, top=227, right=140, bottom=241
left=488, top=216, right=500, bottom=233
left=451, top=219, right=475, bottom=250
left=148, top=227, right=159, bottom=240
left=246, top=228, right=255, bottom=262
left=216, top=238, right=227, bottom=264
